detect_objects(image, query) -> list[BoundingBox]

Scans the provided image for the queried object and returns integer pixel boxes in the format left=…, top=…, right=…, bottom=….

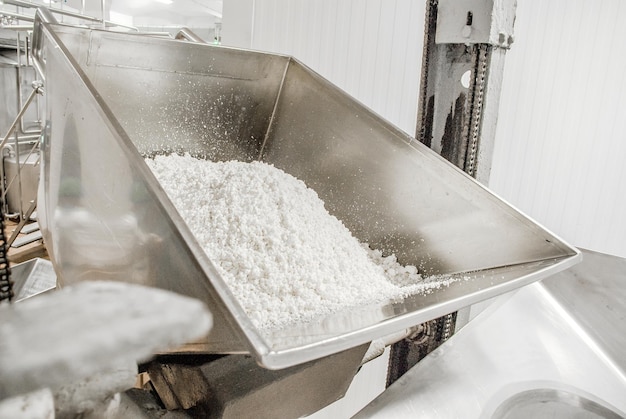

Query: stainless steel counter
left=355, top=249, right=626, bottom=418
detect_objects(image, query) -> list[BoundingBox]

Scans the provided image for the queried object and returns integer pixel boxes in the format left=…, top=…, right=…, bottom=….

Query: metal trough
left=32, top=12, right=580, bottom=369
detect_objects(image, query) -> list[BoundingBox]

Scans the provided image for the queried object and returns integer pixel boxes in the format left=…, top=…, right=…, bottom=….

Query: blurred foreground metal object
left=0, top=281, right=212, bottom=417
left=32, top=9, right=579, bottom=369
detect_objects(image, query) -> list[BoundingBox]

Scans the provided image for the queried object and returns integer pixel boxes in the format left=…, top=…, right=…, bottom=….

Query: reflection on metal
left=491, top=388, right=625, bottom=419
left=147, top=344, right=368, bottom=418
left=0, top=30, right=43, bottom=253
left=6, top=198, right=37, bottom=248
left=3, top=141, right=40, bottom=217
left=175, top=27, right=206, bottom=44
left=32, top=10, right=578, bottom=369
left=356, top=250, right=626, bottom=418
left=9, top=257, right=55, bottom=302
left=0, top=34, right=43, bottom=224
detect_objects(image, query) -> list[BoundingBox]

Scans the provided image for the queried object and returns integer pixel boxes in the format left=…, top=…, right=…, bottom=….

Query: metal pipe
left=25, top=33, right=30, bottom=67
left=31, top=8, right=57, bottom=80
left=6, top=198, right=37, bottom=247
left=3, top=0, right=137, bottom=30
left=6, top=134, right=39, bottom=142
left=16, top=33, right=41, bottom=136
left=0, top=25, right=34, bottom=30
left=33, top=6, right=57, bottom=24
left=101, top=0, right=106, bottom=29
left=0, top=84, right=42, bottom=153
left=12, top=127, right=24, bottom=220
left=141, top=32, right=174, bottom=38
left=0, top=10, right=34, bottom=22
left=175, top=27, right=206, bottom=43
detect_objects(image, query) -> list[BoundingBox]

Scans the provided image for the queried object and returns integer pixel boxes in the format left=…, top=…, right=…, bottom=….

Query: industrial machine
left=1, top=3, right=581, bottom=418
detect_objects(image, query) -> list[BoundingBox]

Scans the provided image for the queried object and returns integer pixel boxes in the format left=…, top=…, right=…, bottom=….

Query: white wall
left=223, top=0, right=426, bottom=136
left=222, top=0, right=254, bottom=48
left=489, top=0, right=626, bottom=258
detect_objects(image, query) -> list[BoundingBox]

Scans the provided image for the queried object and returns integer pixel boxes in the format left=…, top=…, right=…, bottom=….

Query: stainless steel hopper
left=32, top=11, right=580, bottom=369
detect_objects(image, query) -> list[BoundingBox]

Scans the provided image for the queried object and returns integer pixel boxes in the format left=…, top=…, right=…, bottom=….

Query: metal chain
left=416, top=0, right=438, bottom=144
left=440, top=311, right=456, bottom=342
left=0, top=210, right=13, bottom=303
left=464, top=44, right=490, bottom=177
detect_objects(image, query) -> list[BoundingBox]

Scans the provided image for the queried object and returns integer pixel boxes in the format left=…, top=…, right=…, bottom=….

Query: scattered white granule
left=146, top=154, right=459, bottom=330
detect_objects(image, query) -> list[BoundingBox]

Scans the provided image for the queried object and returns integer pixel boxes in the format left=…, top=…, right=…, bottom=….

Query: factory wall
left=489, top=0, right=626, bottom=259
left=224, top=0, right=626, bottom=259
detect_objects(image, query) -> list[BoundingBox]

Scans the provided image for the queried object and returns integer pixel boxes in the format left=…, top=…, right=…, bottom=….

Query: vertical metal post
left=388, top=0, right=516, bottom=387
left=101, top=0, right=106, bottom=29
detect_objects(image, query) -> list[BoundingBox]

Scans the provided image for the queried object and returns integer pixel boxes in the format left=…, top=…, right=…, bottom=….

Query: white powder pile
left=146, top=153, right=459, bottom=330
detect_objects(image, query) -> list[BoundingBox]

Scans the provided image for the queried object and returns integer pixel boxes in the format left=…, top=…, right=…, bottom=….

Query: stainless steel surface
left=34, top=13, right=580, bottom=369
left=2, top=0, right=138, bottom=30
left=540, top=249, right=626, bottom=379
left=0, top=62, right=42, bottom=143
left=355, top=249, right=626, bottom=418
left=3, top=145, right=39, bottom=215
left=148, top=344, right=368, bottom=418
left=175, top=27, right=206, bottom=43
left=490, top=388, right=624, bottom=419
left=10, top=257, right=56, bottom=302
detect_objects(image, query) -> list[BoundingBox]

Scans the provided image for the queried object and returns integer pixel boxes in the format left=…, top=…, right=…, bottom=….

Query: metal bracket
left=436, top=0, right=516, bottom=49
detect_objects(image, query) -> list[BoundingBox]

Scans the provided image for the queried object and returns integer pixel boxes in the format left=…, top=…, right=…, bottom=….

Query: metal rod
left=0, top=86, right=41, bottom=153
left=5, top=0, right=98, bottom=22
left=12, top=131, right=24, bottom=221
left=175, top=28, right=206, bottom=43
left=34, top=6, right=57, bottom=24
left=0, top=25, right=34, bottom=30
left=31, top=8, right=57, bottom=81
left=6, top=198, right=37, bottom=248
left=3, top=0, right=137, bottom=30
left=101, top=0, right=106, bottom=29
left=25, top=33, right=30, bottom=67
left=0, top=10, right=34, bottom=22
left=16, top=33, right=41, bottom=136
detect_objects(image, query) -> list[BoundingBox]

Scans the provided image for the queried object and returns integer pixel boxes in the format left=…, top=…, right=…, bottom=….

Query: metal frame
left=1, top=0, right=137, bottom=31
